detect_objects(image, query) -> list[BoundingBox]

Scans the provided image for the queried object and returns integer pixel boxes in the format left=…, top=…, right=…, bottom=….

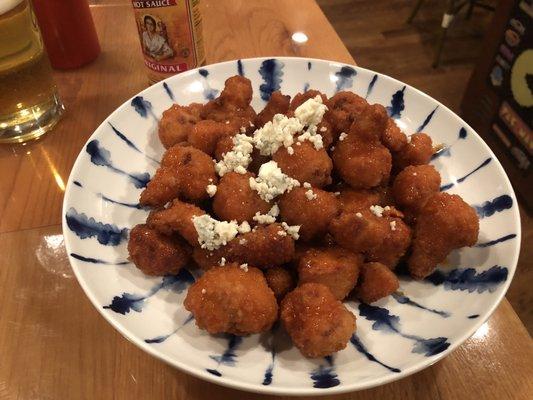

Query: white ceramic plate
left=62, top=57, right=521, bottom=396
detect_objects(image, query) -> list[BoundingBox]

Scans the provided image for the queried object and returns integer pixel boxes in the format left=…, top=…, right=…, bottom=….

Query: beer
left=131, top=0, right=206, bottom=84
left=0, top=0, right=64, bottom=144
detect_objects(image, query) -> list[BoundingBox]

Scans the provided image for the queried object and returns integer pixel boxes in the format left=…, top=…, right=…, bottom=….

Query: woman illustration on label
left=142, top=15, right=174, bottom=61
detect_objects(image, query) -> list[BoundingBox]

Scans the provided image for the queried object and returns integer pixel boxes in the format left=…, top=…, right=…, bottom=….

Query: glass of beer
left=0, top=0, right=64, bottom=144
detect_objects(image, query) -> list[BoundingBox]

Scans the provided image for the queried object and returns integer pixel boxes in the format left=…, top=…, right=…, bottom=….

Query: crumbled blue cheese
left=234, top=165, right=247, bottom=174
left=290, top=96, right=327, bottom=150
left=281, top=222, right=300, bottom=240
left=240, top=263, right=249, bottom=272
left=297, top=126, right=324, bottom=150
left=249, top=161, right=300, bottom=201
left=252, top=114, right=303, bottom=156
left=192, top=215, right=246, bottom=250
left=253, top=212, right=276, bottom=224
left=219, top=257, right=226, bottom=266
left=294, top=95, right=328, bottom=127
left=269, top=204, right=280, bottom=217
left=390, top=221, right=397, bottom=231
left=215, top=134, right=254, bottom=176
left=303, top=182, right=311, bottom=188
left=369, top=205, right=384, bottom=217
left=252, top=96, right=327, bottom=156
left=356, top=212, right=363, bottom=218
left=239, top=238, right=247, bottom=245
left=320, top=126, right=327, bottom=132
left=252, top=204, right=280, bottom=224
left=339, top=132, right=348, bottom=141
left=277, top=230, right=287, bottom=237
left=206, top=184, right=217, bottom=197
left=406, top=135, right=412, bottom=144
left=305, top=189, right=317, bottom=200
left=238, top=221, right=251, bottom=234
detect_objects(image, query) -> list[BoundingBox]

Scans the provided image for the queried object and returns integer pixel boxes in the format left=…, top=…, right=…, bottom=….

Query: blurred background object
left=0, top=0, right=64, bottom=144
left=316, top=0, right=493, bottom=112
left=461, top=0, right=531, bottom=211
left=32, top=0, right=100, bottom=69
left=407, top=0, right=495, bottom=67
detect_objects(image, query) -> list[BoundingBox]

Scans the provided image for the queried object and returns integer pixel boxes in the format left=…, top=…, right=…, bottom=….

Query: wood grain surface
left=0, top=1, right=531, bottom=399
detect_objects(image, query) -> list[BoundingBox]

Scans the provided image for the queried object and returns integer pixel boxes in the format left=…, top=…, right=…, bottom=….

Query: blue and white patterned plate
left=62, top=57, right=521, bottom=396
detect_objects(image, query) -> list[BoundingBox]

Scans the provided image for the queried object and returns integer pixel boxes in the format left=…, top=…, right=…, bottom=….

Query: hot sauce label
left=132, top=1, right=177, bottom=8
left=131, top=0, right=205, bottom=83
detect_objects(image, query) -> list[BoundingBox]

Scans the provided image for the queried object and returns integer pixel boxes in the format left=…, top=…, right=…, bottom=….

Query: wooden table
left=0, top=1, right=531, bottom=399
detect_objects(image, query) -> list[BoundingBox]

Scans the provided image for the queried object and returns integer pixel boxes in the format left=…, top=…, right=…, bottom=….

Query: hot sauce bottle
left=131, top=0, right=205, bottom=84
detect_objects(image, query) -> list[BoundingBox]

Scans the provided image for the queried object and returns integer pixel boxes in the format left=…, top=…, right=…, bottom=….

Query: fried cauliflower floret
left=140, top=145, right=217, bottom=206
left=255, top=91, right=291, bottom=128
left=353, top=103, right=389, bottom=141
left=213, top=172, right=271, bottom=223
left=272, top=141, right=333, bottom=188
left=298, top=247, right=362, bottom=300
left=330, top=200, right=410, bottom=269
left=229, top=223, right=295, bottom=267
left=366, top=213, right=411, bottom=268
left=329, top=210, right=389, bottom=254
left=392, top=165, right=441, bottom=213
left=394, top=133, right=434, bottom=170
left=201, top=76, right=256, bottom=130
left=213, top=134, right=235, bottom=161
left=279, top=187, right=340, bottom=241
left=128, top=224, right=189, bottom=276
left=218, top=75, right=254, bottom=109
left=184, top=264, right=278, bottom=335
left=228, top=107, right=257, bottom=134
left=332, top=106, right=391, bottom=189
left=355, top=262, right=399, bottom=303
left=332, top=135, right=392, bottom=189
left=281, top=283, right=356, bottom=358
left=188, top=119, right=237, bottom=156
left=382, top=118, right=408, bottom=152
left=408, top=193, right=479, bottom=279
left=325, top=91, right=368, bottom=135
left=192, top=223, right=296, bottom=270
left=147, top=199, right=205, bottom=246
left=289, top=89, right=328, bottom=110
left=265, top=266, right=295, bottom=300
left=338, top=188, right=383, bottom=213
left=158, top=103, right=203, bottom=149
